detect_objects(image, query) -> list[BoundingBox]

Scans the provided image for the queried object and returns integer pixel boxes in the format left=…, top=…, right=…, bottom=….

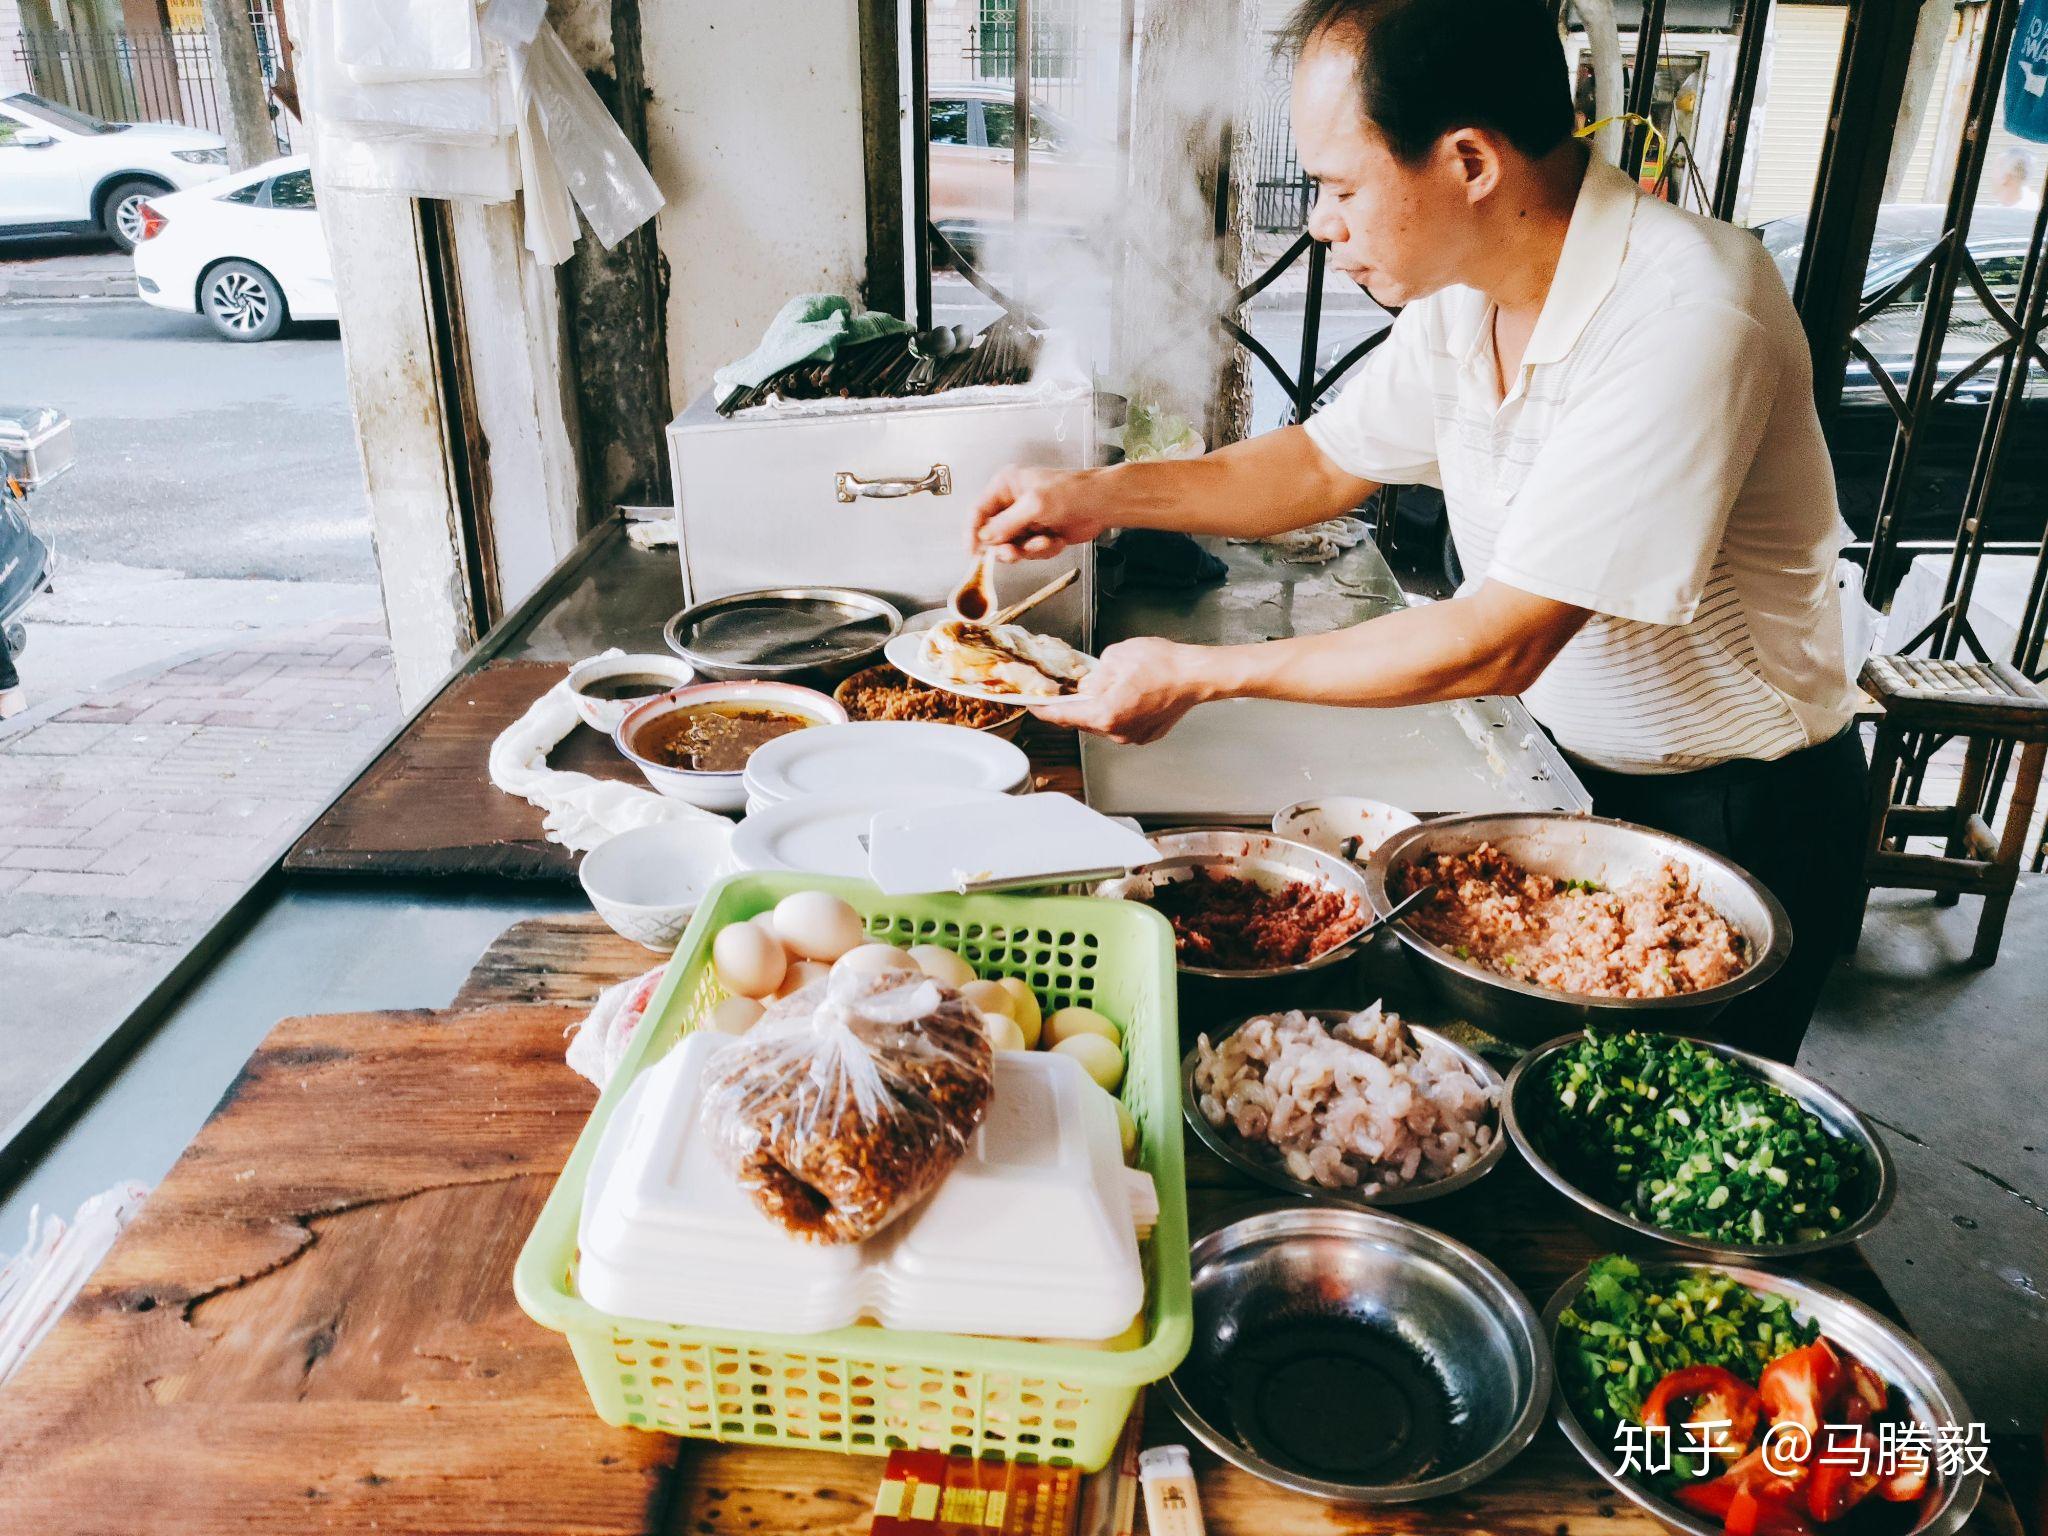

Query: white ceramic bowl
left=566, top=652, right=697, bottom=734
left=577, top=819, right=737, bottom=950
left=613, top=681, right=849, bottom=813
left=1272, top=796, right=1421, bottom=864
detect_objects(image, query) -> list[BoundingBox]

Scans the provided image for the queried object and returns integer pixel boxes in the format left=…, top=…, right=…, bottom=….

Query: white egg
left=995, top=978, right=1042, bottom=1048
left=983, top=1012, right=1028, bottom=1052
left=771, top=891, right=866, bottom=962
left=1044, top=1006, right=1121, bottom=1051
left=907, top=944, right=977, bottom=989
left=834, top=942, right=918, bottom=978
left=774, top=958, right=832, bottom=998
left=706, top=996, right=765, bottom=1035
left=1052, top=1032, right=1124, bottom=1090
left=712, top=920, right=788, bottom=999
left=959, top=979, right=1015, bottom=1019
left=1112, top=1096, right=1138, bottom=1161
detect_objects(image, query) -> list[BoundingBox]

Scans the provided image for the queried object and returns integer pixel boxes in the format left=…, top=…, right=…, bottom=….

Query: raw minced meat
left=1394, top=843, right=1748, bottom=999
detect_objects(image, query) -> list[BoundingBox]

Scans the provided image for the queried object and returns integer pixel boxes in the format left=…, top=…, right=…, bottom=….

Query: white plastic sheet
left=334, top=0, right=483, bottom=84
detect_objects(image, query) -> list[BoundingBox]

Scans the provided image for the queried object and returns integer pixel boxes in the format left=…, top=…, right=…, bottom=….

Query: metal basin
left=1164, top=1205, right=1549, bottom=1503
left=663, top=586, right=902, bottom=684
left=1503, top=1031, right=1895, bottom=1260
left=1112, top=829, right=1374, bottom=980
left=1182, top=1009, right=1507, bottom=1208
left=1545, top=1259, right=1982, bottom=1536
left=1361, top=813, right=1792, bottom=1045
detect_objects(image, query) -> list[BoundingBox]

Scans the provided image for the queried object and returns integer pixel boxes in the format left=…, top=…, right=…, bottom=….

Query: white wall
left=640, top=0, right=871, bottom=412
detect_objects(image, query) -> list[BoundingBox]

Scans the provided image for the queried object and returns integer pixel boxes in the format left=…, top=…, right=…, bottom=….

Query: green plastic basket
left=514, top=872, right=1193, bottom=1472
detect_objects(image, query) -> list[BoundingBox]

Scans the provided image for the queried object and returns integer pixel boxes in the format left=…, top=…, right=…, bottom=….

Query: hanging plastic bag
left=700, top=965, right=995, bottom=1245
left=522, top=23, right=664, bottom=249
left=334, top=0, right=483, bottom=85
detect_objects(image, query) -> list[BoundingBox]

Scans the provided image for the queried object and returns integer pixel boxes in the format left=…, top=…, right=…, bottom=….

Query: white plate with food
left=883, top=619, right=1097, bottom=705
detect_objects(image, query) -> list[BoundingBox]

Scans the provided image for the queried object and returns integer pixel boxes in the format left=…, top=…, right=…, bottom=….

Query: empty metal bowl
left=1361, top=812, right=1793, bottom=1045
left=1182, top=1009, right=1507, bottom=1208
left=1503, top=1031, right=1896, bottom=1260
left=1163, top=1205, right=1550, bottom=1503
left=663, top=587, right=902, bottom=684
left=1546, top=1259, right=1982, bottom=1536
left=1111, top=828, right=1376, bottom=980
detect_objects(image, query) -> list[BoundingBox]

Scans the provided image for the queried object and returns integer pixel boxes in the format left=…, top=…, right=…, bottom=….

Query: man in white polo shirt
left=966, top=0, right=1865, bottom=1059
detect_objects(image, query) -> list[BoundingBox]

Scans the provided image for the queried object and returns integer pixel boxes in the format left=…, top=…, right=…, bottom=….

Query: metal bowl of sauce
left=1162, top=1204, right=1549, bottom=1503
left=613, top=681, right=848, bottom=812
left=663, top=587, right=902, bottom=684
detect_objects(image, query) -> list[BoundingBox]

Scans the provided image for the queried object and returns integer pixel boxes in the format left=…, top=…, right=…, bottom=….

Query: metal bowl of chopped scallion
left=1503, top=1029, right=1894, bottom=1260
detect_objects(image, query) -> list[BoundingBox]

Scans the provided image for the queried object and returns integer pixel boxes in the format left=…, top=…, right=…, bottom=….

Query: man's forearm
left=1191, top=587, right=1588, bottom=708
left=1097, top=425, right=1378, bottom=541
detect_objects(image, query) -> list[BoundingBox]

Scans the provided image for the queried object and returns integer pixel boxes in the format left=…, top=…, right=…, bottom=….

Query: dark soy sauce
left=1218, top=1315, right=1463, bottom=1484
left=576, top=673, right=676, bottom=702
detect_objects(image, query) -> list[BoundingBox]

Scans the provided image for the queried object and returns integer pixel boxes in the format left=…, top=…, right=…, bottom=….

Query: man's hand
left=970, top=465, right=1116, bottom=562
left=1027, top=637, right=1211, bottom=744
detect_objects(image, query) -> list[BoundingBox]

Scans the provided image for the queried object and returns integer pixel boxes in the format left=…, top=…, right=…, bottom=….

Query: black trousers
left=0, top=628, right=16, bottom=692
left=1567, top=728, right=1868, bottom=1065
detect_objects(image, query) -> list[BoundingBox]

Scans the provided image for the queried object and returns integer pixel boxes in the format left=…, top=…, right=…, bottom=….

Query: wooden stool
left=1856, top=654, right=2048, bottom=964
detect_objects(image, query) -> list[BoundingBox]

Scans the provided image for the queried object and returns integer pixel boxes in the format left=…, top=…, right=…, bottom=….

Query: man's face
left=1291, top=37, right=1477, bottom=307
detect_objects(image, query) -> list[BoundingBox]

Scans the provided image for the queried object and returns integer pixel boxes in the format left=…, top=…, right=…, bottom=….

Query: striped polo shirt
left=1305, top=157, right=1857, bottom=774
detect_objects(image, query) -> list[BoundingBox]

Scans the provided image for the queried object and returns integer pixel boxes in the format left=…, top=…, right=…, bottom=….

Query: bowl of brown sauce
left=565, top=652, right=697, bottom=733
left=613, top=681, right=848, bottom=811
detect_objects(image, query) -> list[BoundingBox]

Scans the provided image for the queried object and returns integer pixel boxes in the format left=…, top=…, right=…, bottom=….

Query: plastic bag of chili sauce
left=700, top=965, right=995, bottom=1244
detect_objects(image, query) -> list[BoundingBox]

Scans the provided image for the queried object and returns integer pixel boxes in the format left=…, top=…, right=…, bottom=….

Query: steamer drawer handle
left=834, top=464, right=952, bottom=502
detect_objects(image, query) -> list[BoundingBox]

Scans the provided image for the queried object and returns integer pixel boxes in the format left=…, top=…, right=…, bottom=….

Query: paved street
left=2, top=290, right=391, bottom=1137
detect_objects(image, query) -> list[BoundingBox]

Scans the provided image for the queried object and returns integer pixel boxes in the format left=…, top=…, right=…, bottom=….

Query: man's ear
left=1440, top=128, right=1504, bottom=203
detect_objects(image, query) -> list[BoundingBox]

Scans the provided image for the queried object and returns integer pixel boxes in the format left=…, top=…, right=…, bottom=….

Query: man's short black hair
left=1279, top=0, right=1576, bottom=163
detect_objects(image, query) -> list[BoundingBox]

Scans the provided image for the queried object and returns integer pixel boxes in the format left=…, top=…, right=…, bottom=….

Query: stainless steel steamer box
left=666, top=385, right=1096, bottom=646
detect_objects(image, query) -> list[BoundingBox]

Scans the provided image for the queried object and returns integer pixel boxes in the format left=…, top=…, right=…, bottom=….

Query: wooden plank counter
left=0, top=915, right=2021, bottom=1536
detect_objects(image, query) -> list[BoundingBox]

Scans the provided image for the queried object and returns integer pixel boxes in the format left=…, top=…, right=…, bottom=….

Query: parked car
left=928, top=83, right=1108, bottom=272
left=131, top=155, right=334, bottom=342
left=1756, top=204, right=2048, bottom=550
left=0, top=406, right=68, bottom=720
left=0, top=92, right=227, bottom=250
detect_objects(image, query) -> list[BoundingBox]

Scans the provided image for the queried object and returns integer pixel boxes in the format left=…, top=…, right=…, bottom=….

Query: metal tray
left=662, top=586, right=901, bottom=682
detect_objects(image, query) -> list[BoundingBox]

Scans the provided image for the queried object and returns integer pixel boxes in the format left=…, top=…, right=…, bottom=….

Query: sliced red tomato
left=1678, top=1449, right=1812, bottom=1536
left=1759, top=1341, right=1843, bottom=1436
left=1644, top=1364, right=1765, bottom=1459
left=1807, top=1435, right=1883, bottom=1524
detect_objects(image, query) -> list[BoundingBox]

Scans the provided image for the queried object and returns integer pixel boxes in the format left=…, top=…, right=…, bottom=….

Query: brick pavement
left=0, top=617, right=401, bottom=1129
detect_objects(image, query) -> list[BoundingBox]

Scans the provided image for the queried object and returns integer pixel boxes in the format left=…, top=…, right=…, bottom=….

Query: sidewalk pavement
left=0, top=242, right=136, bottom=302
left=0, top=617, right=402, bottom=1132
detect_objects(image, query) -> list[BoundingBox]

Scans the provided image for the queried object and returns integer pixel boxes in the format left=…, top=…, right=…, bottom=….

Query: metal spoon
left=948, top=552, right=998, bottom=622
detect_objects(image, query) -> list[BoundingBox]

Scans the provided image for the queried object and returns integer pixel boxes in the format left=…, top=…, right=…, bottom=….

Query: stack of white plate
left=576, top=1030, right=1144, bottom=1340
left=731, top=722, right=1033, bottom=879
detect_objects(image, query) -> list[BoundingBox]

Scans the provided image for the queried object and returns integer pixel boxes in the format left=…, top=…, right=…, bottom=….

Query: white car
left=132, top=156, right=335, bottom=343
left=0, top=92, right=228, bottom=250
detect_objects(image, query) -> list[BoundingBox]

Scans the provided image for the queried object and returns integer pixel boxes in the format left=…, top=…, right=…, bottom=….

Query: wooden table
left=0, top=911, right=2021, bottom=1536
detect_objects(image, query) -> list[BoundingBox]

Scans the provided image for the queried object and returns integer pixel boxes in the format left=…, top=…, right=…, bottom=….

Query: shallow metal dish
left=1545, top=1259, right=1981, bottom=1536
left=1114, top=828, right=1375, bottom=980
left=1182, top=1009, right=1507, bottom=1207
left=1164, top=1204, right=1550, bottom=1504
left=1362, top=813, right=1793, bottom=1045
left=663, top=586, right=902, bottom=683
left=1503, top=1031, right=1895, bottom=1260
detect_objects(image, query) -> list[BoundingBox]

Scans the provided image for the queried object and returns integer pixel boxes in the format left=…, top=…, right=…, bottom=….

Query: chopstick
left=987, top=568, right=1079, bottom=627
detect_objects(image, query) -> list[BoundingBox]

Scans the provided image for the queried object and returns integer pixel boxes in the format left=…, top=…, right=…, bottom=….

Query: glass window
left=929, top=99, right=970, bottom=147
left=268, top=169, right=315, bottom=209
left=0, top=116, right=21, bottom=146
left=221, top=179, right=263, bottom=205
left=4, top=91, right=119, bottom=134
left=1970, top=253, right=2024, bottom=306
left=981, top=101, right=1062, bottom=153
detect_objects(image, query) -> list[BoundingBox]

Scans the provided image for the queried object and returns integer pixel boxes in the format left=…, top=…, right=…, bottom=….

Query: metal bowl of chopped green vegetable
left=1544, top=1256, right=1983, bottom=1536
left=1503, top=1031, right=1896, bottom=1260
left=1362, top=813, right=1793, bottom=1045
